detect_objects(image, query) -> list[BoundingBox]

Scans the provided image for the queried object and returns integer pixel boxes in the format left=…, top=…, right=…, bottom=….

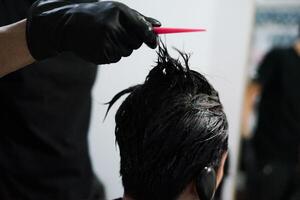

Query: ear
left=196, top=167, right=216, bottom=200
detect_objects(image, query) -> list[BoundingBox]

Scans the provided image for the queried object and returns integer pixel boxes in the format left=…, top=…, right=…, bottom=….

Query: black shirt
left=0, top=1, right=99, bottom=199
left=253, top=47, right=300, bottom=163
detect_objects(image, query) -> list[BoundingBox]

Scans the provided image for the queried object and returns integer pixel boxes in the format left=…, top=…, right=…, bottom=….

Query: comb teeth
left=153, top=27, right=206, bottom=34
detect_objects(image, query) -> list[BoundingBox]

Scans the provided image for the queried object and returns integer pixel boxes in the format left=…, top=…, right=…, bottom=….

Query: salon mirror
left=236, top=1, right=300, bottom=200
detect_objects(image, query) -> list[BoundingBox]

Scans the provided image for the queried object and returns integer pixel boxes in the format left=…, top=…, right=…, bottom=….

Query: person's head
left=107, top=44, right=228, bottom=200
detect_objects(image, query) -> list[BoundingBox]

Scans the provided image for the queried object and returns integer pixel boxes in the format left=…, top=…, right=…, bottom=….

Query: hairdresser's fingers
left=137, top=17, right=159, bottom=49
left=117, top=25, right=144, bottom=50
left=144, top=29, right=159, bottom=49
left=113, top=27, right=135, bottom=57
left=103, top=46, right=122, bottom=64
left=127, top=10, right=159, bottom=49
left=105, top=29, right=135, bottom=62
left=140, top=16, right=160, bottom=49
left=144, top=17, right=161, bottom=27
left=107, top=24, right=141, bottom=60
left=143, top=16, right=161, bottom=49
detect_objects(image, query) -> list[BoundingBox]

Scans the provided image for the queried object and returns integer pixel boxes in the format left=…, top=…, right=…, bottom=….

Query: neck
left=123, top=195, right=134, bottom=200
left=294, top=40, right=300, bottom=56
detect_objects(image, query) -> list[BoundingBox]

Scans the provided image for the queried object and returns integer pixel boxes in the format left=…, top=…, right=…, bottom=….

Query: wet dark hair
left=106, top=43, right=228, bottom=200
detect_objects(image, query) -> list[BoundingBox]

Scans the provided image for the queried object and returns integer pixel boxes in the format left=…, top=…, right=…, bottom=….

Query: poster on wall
left=249, top=1, right=300, bottom=77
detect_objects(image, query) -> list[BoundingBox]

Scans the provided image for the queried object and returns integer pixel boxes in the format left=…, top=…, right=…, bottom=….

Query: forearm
left=0, top=19, right=35, bottom=77
left=0, top=0, right=160, bottom=77
left=241, top=82, right=261, bottom=139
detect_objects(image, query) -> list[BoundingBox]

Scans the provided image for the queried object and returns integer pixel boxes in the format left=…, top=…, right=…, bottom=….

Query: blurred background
left=237, top=1, right=300, bottom=200
left=88, top=0, right=300, bottom=199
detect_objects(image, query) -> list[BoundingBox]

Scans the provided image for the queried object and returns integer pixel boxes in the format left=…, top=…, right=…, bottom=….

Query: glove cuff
left=26, top=0, right=72, bottom=60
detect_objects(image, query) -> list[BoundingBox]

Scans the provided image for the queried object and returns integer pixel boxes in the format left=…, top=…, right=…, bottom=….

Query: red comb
left=153, top=27, right=206, bottom=34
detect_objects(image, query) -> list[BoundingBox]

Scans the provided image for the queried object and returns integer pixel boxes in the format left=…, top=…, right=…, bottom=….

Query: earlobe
left=196, top=167, right=216, bottom=200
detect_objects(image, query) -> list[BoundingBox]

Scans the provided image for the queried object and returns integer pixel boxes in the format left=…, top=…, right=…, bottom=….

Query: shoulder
left=260, top=47, right=290, bottom=65
left=266, top=47, right=286, bottom=58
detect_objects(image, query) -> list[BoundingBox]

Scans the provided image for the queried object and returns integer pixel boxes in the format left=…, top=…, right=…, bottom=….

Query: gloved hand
left=26, top=0, right=161, bottom=64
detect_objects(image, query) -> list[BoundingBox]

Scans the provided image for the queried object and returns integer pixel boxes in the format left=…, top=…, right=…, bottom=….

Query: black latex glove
left=26, top=0, right=161, bottom=64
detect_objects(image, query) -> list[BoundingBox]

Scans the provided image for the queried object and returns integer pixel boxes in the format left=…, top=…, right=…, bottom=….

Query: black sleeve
left=253, top=48, right=281, bottom=86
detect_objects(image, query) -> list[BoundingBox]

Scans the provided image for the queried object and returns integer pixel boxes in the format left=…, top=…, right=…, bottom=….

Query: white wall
left=88, top=1, right=254, bottom=199
left=208, top=1, right=255, bottom=199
